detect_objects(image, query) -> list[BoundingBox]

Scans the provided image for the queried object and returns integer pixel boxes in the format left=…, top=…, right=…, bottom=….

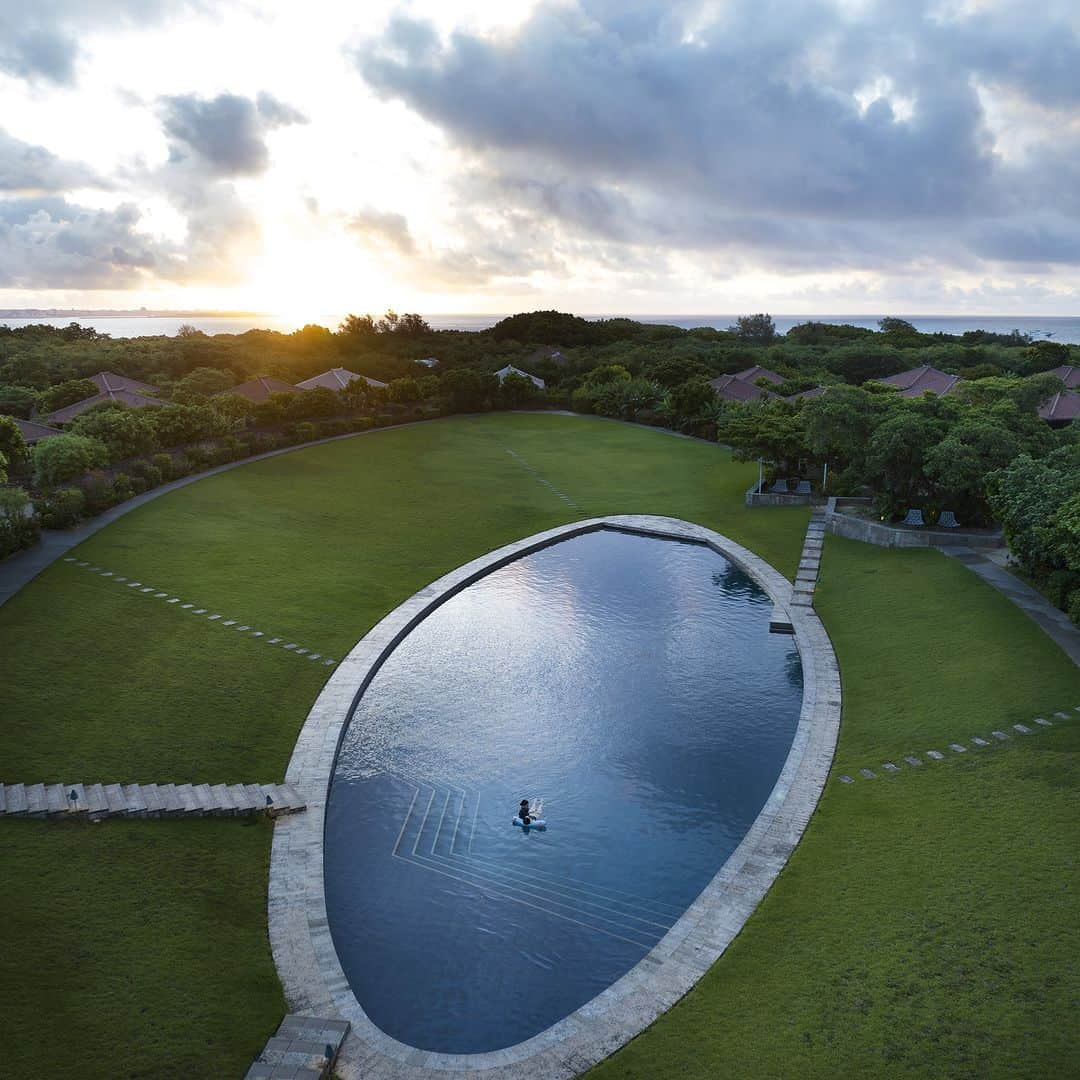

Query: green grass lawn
left=1, top=415, right=1075, bottom=1078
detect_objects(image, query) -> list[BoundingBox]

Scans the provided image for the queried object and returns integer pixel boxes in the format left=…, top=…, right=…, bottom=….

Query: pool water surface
left=324, top=529, right=802, bottom=1053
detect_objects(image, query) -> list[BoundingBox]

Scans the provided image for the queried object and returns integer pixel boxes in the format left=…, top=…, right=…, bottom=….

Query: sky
left=1, top=0, right=1079, bottom=323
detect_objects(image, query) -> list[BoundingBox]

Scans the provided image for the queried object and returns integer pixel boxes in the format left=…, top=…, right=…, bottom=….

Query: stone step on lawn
left=209, top=783, right=237, bottom=815
left=176, top=783, right=203, bottom=814
left=192, top=783, right=215, bottom=812
left=246, top=1015, right=350, bottom=1080
left=158, top=783, right=184, bottom=815
left=45, top=783, right=69, bottom=817
left=122, top=784, right=148, bottom=817
left=85, top=783, right=109, bottom=817
left=24, top=783, right=47, bottom=817
left=103, top=783, right=128, bottom=815
left=266, top=784, right=307, bottom=814
left=141, top=783, right=167, bottom=817
left=5, top=784, right=28, bottom=815
left=228, top=784, right=261, bottom=813
left=67, top=782, right=88, bottom=814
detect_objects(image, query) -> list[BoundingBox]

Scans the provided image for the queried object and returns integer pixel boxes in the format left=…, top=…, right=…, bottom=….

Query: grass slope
left=0, top=414, right=806, bottom=1077
left=590, top=536, right=1080, bottom=1079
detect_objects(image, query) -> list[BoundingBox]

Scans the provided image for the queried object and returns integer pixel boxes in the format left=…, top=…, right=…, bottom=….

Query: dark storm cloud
left=353, top=0, right=1080, bottom=272
left=159, top=91, right=308, bottom=178
left=0, top=0, right=199, bottom=84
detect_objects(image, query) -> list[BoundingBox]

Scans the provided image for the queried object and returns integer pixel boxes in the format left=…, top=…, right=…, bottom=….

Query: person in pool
left=518, top=799, right=534, bottom=824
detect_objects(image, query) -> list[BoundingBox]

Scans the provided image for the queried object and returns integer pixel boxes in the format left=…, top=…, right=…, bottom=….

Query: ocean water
left=323, top=529, right=803, bottom=1053
left=2, top=313, right=1077, bottom=342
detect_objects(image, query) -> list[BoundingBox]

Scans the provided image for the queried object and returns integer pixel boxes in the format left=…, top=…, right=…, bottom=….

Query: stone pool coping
left=269, top=515, right=843, bottom=1079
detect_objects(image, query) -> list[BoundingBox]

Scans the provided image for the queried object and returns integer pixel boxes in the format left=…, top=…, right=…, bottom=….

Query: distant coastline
left=1, top=310, right=1078, bottom=343
left=0, top=308, right=268, bottom=319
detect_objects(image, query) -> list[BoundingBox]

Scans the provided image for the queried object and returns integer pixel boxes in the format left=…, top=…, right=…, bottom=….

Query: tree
left=68, top=405, right=158, bottom=461
left=33, top=433, right=109, bottom=486
left=863, top=411, right=946, bottom=516
left=497, top=371, right=540, bottom=408
left=338, top=313, right=378, bottom=339
left=728, top=314, right=777, bottom=345
left=0, top=384, right=38, bottom=417
left=648, top=357, right=709, bottom=387
left=0, top=415, right=27, bottom=473
left=441, top=369, right=493, bottom=412
left=150, top=404, right=222, bottom=447
left=0, top=485, right=38, bottom=558
left=667, top=377, right=718, bottom=430
left=37, top=378, right=99, bottom=414
left=801, top=386, right=884, bottom=472
left=923, top=418, right=1019, bottom=523
left=720, top=402, right=807, bottom=475
left=878, top=317, right=917, bottom=335
left=387, top=377, right=422, bottom=404
left=170, top=367, right=236, bottom=401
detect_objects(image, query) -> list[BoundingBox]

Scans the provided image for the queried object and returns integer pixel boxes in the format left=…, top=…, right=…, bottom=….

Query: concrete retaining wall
left=824, top=499, right=1003, bottom=549
left=745, top=485, right=826, bottom=508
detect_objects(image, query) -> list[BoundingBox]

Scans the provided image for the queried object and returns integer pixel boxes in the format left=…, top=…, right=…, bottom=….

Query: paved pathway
left=0, top=780, right=306, bottom=818
left=941, top=547, right=1080, bottom=667
left=791, top=509, right=826, bottom=609
left=246, top=1015, right=349, bottom=1079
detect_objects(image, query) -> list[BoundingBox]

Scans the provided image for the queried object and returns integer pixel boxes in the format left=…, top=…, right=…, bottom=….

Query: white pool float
left=512, top=817, right=546, bottom=828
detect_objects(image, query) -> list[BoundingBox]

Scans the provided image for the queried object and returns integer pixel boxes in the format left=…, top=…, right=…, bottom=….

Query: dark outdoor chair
left=794, top=480, right=811, bottom=495
left=901, top=508, right=925, bottom=527
left=937, top=510, right=960, bottom=528
left=769, top=479, right=789, bottom=494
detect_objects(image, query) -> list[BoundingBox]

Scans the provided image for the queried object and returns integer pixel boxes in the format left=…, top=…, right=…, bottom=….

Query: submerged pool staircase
left=389, top=774, right=683, bottom=952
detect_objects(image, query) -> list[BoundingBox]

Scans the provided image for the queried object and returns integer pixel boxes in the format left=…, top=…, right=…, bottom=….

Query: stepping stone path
left=245, top=1015, right=350, bottom=1079
left=0, top=781, right=306, bottom=819
left=791, top=509, right=826, bottom=610
left=60, top=558, right=337, bottom=667
left=835, top=706, right=1077, bottom=786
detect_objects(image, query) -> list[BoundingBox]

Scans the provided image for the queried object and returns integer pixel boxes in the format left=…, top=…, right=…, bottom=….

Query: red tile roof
left=90, top=371, right=160, bottom=395
left=1044, top=365, right=1080, bottom=390
left=1038, top=391, right=1080, bottom=424
left=709, top=374, right=774, bottom=403
left=13, top=417, right=61, bottom=443
left=295, top=368, right=387, bottom=391
left=880, top=365, right=963, bottom=397
left=221, top=376, right=300, bottom=403
left=734, top=364, right=785, bottom=386
left=45, top=388, right=167, bottom=425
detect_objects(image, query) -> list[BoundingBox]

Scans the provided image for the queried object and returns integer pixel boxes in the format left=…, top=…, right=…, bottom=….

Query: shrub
left=37, top=487, right=85, bottom=529
left=79, top=470, right=117, bottom=515
left=112, top=473, right=135, bottom=503
left=128, top=459, right=163, bottom=490
left=249, top=433, right=282, bottom=454
left=152, top=452, right=175, bottom=479
left=33, top=434, right=108, bottom=487
left=294, top=421, right=318, bottom=442
left=1069, top=589, right=1080, bottom=628
left=1044, top=569, right=1080, bottom=610
left=0, top=486, right=39, bottom=557
left=350, top=416, right=375, bottom=432
left=68, top=406, right=157, bottom=461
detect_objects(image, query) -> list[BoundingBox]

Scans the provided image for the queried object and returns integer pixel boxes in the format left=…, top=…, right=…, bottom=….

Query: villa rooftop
left=221, top=376, right=300, bottom=403
left=13, top=417, right=62, bottom=443
left=495, top=364, right=545, bottom=389
left=296, top=368, right=388, bottom=391
left=89, top=371, right=160, bottom=396
left=45, top=388, right=167, bottom=425
left=734, top=364, right=785, bottom=386
left=880, top=365, right=963, bottom=398
left=709, top=374, right=775, bottom=403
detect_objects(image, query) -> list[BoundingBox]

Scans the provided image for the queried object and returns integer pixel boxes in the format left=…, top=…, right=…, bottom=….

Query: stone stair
left=245, top=1015, right=350, bottom=1079
left=792, top=509, right=827, bottom=608
left=0, top=781, right=306, bottom=820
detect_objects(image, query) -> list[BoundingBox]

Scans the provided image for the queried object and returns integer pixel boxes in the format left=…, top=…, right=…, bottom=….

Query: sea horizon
left=1, top=311, right=1078, bottom=343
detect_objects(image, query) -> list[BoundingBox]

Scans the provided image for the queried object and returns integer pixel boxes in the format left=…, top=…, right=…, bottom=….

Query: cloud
left=0, top=196, right=176, bottom=288
left=0, top=128, right=104, bottom=194
left=159, top=91, right=308, bottom=178
left=352, top=0, right=1080, bottom=275
left=0, top=0, right=199, bottom=85
left=347, top=207, right=416, bottom=255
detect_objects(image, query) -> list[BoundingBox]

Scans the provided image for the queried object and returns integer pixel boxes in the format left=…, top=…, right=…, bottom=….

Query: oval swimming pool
left=324, top=528, right=803, bottom=1054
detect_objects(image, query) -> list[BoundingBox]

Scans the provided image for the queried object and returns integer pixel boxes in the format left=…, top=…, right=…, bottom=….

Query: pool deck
left=268, top=515, right=843, bottom=1079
